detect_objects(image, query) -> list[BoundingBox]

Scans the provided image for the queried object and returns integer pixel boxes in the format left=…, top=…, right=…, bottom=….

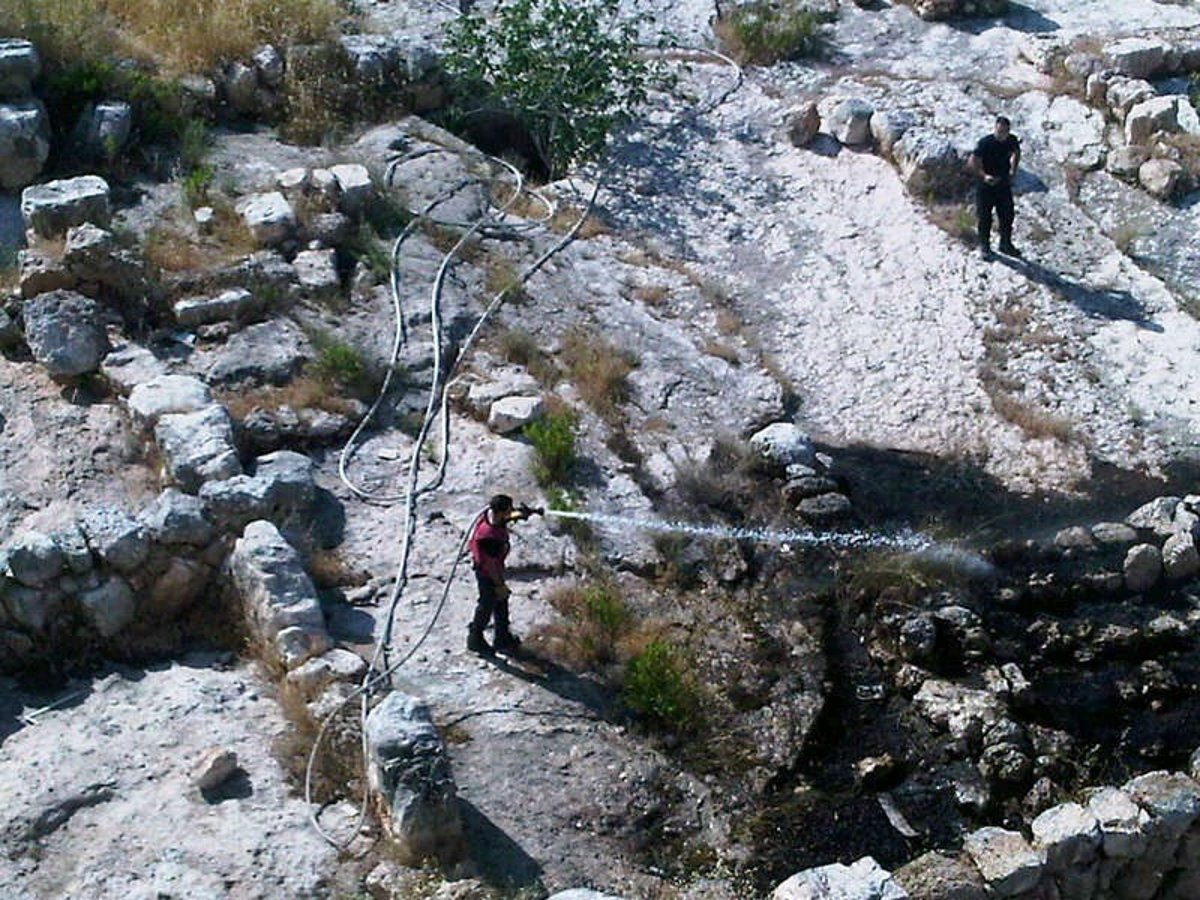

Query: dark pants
left=976, top=180, right=1014, bottom=248
left=471, top=569, right=511, bottom=636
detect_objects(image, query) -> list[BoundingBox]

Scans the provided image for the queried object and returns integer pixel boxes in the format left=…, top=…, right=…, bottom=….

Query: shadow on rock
left=945, top=3, right=1059, bottom=35
left=998, top=257, right=1163, bottom=331
left=828, top=443, right=1193, bottom=543
left=201, top=768, right=254, bottom=804
left=459, top=798, right=544, bottom=892
left=484, top=649, right=618, bottom=721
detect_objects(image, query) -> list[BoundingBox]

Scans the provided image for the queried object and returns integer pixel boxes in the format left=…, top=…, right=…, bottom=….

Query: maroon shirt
left=469, top=513, right=509, bottom=583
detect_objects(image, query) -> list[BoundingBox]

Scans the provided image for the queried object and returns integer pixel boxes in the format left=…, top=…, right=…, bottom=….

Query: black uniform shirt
left=973, top=133, right=1020, bottom=183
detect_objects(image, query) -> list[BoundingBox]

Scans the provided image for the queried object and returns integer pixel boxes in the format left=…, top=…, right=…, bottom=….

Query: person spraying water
left=467, top=493, right=543, bottom=656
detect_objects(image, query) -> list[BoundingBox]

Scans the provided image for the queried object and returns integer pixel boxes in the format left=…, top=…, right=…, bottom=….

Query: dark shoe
left=494, top=631, right=522, bottom=654
left=999, top=242, right=1022, bottom=258
left=467, top=627, right=495, bottom=657
left=979, top=244, right=993, bottom=261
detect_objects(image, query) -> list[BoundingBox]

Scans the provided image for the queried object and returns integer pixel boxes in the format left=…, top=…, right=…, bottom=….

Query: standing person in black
left=968, top=116, right=1022, bottom=261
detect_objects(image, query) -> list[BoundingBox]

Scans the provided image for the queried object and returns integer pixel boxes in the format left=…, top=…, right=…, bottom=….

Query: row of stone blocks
left=770, top=764, right=1200, bottom=899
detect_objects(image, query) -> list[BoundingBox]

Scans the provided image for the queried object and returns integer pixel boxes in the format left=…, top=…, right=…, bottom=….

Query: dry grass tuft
left=216, top=375, right=362, bottom=420
left=0, top=0, right=342, bottom=75
left=145, top=202, right=255, bottom=272
left=273, top=679, right=364, bottom=806
left=559, top=327, right=637, bottom=423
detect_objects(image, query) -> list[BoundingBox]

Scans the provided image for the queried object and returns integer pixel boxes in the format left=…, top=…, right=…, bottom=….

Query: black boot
left=467, top=625, right=495, bottom=657
left=494, top=630, right=522, bottom=654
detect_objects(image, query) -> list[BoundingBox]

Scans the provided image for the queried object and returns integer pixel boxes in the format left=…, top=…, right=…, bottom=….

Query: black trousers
left=471, top=569, right=511, bottom=635
left=976, top=181, right=1014, bottom=247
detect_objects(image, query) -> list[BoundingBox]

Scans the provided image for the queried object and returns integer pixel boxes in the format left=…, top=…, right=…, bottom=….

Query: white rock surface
left=127, top=374, right=213, bottom=427
left=0, top=661, right=338, bottom=897
left=962, top=827, right=1044, bottom=897
left=174, top=288, right=258, bottom=327
left=488, top=395, right=544, bottom=434
left=229, top=520, right=330, bottom=669
left=772, top=856, right=907, bottom=899
left=154, top=404, right=243, bottom=492
left=236, top=191, right=296, bottom=246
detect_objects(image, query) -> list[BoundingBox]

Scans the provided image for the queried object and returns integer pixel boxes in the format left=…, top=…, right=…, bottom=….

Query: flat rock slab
left=21, top=175, right=110, bottom=237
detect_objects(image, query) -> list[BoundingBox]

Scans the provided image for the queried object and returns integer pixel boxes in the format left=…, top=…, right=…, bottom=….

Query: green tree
left=444, top=0, right=657, bottom=179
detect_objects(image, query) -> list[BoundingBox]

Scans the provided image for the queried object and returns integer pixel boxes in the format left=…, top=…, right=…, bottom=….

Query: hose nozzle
left=517, top=503, right=545, bottom=520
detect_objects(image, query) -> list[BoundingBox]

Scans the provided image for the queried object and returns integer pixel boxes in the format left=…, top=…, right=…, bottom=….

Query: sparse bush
left=525, top=408, right=578, bottom=486
left=623, top=638, right=702, bottom=733
left=310, top=335, right=372, bottom=397
left=544, top=580, right=631, bottom=667
left=713, top=0, right=830, bottom=66
left=444, top=0, right=659, bottom=179
left=181, top=163, right=215, bottom=208
left=560, top=328, right=637, bottom=423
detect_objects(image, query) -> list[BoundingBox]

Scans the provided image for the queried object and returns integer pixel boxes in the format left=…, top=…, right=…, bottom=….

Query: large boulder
left=749, top=422, right=816, bottom=469
left=21, top=289, right=110, bottom=377
left=62, top=222, right=148, bottom=296
left=892, top=130, right=968, bottom=198
left=1104, top=37, right=1170, bottom=80
left=772, top=856, right=906, bottom=899
left=236, top=191, right=295, bottom=246
left=138, top=489, right=214, bottom=546
left=18, top=248, right=73, bottom=299
left=1162, top=532, right=1199, bottom=581
left=0, top=39, right=40, bottom=98
left=329, top=163, right=374, bottom=217
left=962, top=828, right=1044, bottom=897
left=21, top=175, right=111, bottom=238
left=787, top=102, right=821, bottom=148
left=913, top=679, right=1005, bottom=745
left=487, top=395, right=543, bottom=434
left=77, top=576, right=136, bottom=637
left=3, top=529, right=65, bottom=587
left=1139, top=158, right=1185, bottom=200
left=174, top=288, right=260, bottom=327
left=1125, top=96, right=1200, bottom=146
left=127, top=374, right=213, bottom=427
left=229, top=519, right=329, bottom=669
left=79, top=507, right=149, bottom=574
left=101, top=343, right=170, bottom=395
left=870, top=109, right=916, bottom=160
left=365, top=692, right=465, bottom=865
left=0, top=100, right=50, bottom=190
left=823, top=98, right=874, bottom=147
left=72, top=100, right=133, bottom=162
left=1087, top=786, right=1150, bottom=859
left=1124, top=543, right=1163, bottom=593
left=206, top=319, right=312, bottom=386
left=893, top=851, right=986, bottom=900
left=200, top=450, right=316, bottom=532
left=1031, top=802, right=1101, bottom=871
left=154, top=404, right=244, bottom=493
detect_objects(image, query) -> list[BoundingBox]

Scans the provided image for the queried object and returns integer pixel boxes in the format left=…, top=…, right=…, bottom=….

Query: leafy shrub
left=623, top=639, right=702, bottom=733
left=182, top=163, right=215, bottom=208
left=714, top=0, right=830, bottom=65
left=311, top=337, right=367, bottom=389
left=444, top=0, right=658, bottom=179
left=524, top=408, right=578, bottom=486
